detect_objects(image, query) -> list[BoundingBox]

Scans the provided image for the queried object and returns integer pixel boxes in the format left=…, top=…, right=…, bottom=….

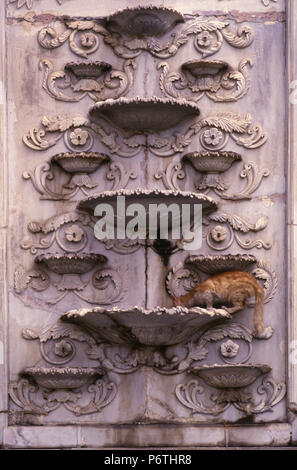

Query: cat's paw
left=253, top=326, right=274, bottom=339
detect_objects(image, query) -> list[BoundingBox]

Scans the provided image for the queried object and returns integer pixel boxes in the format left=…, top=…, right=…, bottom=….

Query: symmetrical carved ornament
left=23, top=154, right=137, bottom=200
left=159, top=58, right=252, bottom=103
left=176, top=364, right=286, bottom=416
left=14, top=253, right=127, bottom=306
left=23, top=111, right=268, bottom=159
left=37, top=13, right=254, bottom=60
left=40, top=59, right=136, bottom=103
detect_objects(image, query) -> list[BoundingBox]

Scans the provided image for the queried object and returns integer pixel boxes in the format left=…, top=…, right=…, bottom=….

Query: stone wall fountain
left=2, top=0, right=291, bottom=448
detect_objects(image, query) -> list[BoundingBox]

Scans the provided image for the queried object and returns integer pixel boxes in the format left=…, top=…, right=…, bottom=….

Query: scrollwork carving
left=40, top=59, right=136, bottom=103
left=9, top=374, right=117, bottom=417
left=176, top=371, right=286, bottom=416
left=159, top=58, right=252, bottom=103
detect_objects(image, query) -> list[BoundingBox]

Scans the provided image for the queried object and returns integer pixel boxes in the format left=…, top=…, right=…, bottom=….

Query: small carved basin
left=182, top=59, right=228, bottom=78
left=61, top=306, right=231, bottom=347
left=185, top=254, right=257, bottom=274
left=89, top=97, right=200, bottom=131
left=22, top=367, right=101, bottom=390
left=104, top=6, right=184, bottom=37
left=183, top=151, right=242, bottom=174
left=35, top=253, right=107, bottom=275
left=190, top=364, right=271, bottom=389
left=65, top=61, right=112, bottom=78
left=52, top=152, right=109, bottom=174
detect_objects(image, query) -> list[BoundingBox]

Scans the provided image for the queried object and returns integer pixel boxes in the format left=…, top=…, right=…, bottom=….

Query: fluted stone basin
left=22, top=367, right=102, bottom=390
left=61, top=306, right=231, bottom=346
left=104, top=6, right=184, bottom=37
left=185, top=254, right=257, bottom=274
left=190, top=364, right=271, bottom=389
left=52, top=152, right=109, bottom=175
left=35, top=253, right=107, bottom=275
left=182, top=59, right=229, bottom=78
left=65, top=61, right=112, bottom=78
left=89, top=97, right=200, bottom=131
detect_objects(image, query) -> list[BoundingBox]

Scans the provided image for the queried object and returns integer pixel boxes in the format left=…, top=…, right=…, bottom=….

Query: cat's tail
left=253, top=286, right=273, bottom=339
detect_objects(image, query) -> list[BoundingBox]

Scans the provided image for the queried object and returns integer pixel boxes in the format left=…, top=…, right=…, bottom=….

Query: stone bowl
left=35, top=253, right=107, bottom=275
left=181, top=59, right=229, bottom=78
left=89, top=97, right=200, bottom=132
left=22, top=367, right=101, bottom=390
left=52, top=152, right=109, bottom=174
left=61, top=306, right=231, bottom=347
left=190, top=364, right=271, bottom=389
left=185, top=254, right=257, bottom=274
left=104, top=6, right=184, bottom=37
left=65, top=61, right=112, bottom=79
left=183, top=151, right=242, bottom=174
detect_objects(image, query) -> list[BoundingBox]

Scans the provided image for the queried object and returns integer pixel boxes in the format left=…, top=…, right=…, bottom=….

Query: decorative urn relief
left=35, top=252, right=107, bottom=291
left=183, top=151, right=242, bottom=192
left=89, top=97, right=200, bottom=131
left=52, top=152, right=110, bottom=190
left=103, top=5, right=184, bottom=37
left=61, top=306, right=231, bottom=347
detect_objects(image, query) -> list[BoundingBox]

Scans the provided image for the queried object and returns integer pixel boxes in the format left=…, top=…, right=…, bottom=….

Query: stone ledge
left=2, top=423, right=292, bottom=449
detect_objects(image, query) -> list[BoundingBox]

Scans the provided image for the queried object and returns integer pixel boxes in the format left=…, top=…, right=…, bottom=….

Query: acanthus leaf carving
left=40, top=58, right=136, bottom=103
left=159, top=58, right=252, bottom=103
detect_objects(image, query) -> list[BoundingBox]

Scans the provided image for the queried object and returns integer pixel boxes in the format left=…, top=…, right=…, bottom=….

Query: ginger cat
left=173, top=270, right=273, bottom=339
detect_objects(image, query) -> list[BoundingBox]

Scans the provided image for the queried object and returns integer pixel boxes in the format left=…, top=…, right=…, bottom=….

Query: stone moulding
left=176, top=363, right=286, bottom=416
left=61, top=305, right=231, bottom=347
left=103, top=5, right=185, bottom=37
left=89, top=97, right=200, bottom=132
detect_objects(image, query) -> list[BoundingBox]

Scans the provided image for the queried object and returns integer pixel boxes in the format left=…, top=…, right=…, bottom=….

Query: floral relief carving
left=23, top=153, right=137, bottom=201
left=159, top=58, right=252, bottom=103
left=37, top=15, right=254, bottom=60
left=40, top=59, right=136, bottom=103
left=23, top=111, right=268, bottom=160
left=14, top=254, right=128, bottom=307
left=175, top=365, right=286, bottom=416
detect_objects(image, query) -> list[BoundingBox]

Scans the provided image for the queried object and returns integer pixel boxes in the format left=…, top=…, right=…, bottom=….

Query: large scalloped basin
left=104, top=6, right=184, bottom=37
left=89, top=97, right=200, bottom=131
left=78, top=188, right=217, bottom=221
left=61, top=306, right=231, bottom=346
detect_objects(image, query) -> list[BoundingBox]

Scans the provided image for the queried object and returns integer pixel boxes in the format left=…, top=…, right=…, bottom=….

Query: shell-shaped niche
left=22, top=367, right=102, bottom=390
left=89, top=97, right=200, bottom=132
left=185, top=254, right=257, bottom=274
left=61, top=306, right=231, bottom=347
left=103, top=5, right=184, bottom=37
left=35, top=253, right=107, bottom=275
